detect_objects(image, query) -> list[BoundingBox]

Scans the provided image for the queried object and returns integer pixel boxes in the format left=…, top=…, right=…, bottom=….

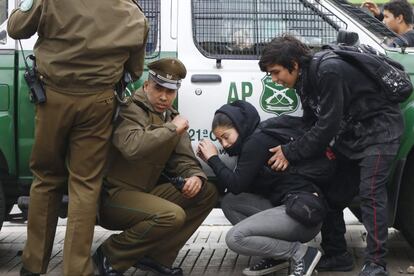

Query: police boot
left=93, top=245, right=124, bottom=276
left=20, top=267, right=40, bottom=276
left=136, top=256, right=183, bottom=276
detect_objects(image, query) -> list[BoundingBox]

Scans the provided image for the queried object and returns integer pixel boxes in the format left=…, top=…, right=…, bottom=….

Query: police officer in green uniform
left=7, top=0, right=148, bottom=275
left=93, top=58, right=218, bottom=276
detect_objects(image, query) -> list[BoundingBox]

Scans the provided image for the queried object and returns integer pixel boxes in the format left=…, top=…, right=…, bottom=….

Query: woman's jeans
left=222, top=193, right=321, bottom=262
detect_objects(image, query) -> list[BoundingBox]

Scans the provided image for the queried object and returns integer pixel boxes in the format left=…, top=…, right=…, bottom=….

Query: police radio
left=19, top=40, right=46, bottom=104
left=161, top=172, right=186, bottom=191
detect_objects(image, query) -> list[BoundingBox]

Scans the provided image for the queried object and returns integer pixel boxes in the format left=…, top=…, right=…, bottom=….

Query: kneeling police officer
left=93, top=58, right=218, bottom=276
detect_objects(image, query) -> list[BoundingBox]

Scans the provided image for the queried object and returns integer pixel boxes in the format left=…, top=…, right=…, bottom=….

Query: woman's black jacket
left=208, top=115, right=334, bottom=206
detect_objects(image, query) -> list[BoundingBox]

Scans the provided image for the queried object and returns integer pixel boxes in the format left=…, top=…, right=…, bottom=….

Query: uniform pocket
left=92, top=90, right=116, bottom=122
left=96, top=93, right=115, bottom=105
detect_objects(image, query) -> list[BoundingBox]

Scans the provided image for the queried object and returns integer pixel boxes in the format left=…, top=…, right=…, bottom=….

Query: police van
left=1, top=0, right=414, bottom=246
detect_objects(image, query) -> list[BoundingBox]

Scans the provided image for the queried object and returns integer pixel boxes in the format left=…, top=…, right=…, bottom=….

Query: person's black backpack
left=310, top=44, right=413, bottom=103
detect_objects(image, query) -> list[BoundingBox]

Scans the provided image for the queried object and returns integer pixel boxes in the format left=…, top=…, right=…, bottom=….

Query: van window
left=0, top=0, right=7, bottom=26
left=138, top=0, right=160, bottom=58
left=330, top=0, right=399, bottom=43
left=192, top=0, right=347, bottom=60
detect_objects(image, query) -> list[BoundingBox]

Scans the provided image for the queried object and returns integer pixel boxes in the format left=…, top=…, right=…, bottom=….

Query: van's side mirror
left=337, top=30, right=359, bottom=46
left=0, top=30, right=6, bottom=45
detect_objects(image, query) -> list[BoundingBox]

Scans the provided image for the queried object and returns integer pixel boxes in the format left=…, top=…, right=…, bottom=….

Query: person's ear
left=396, top=14, right=404, bottom=24
left=143, top=80, right=149, bottom=92
left=293, top=61, right=299, bottom=71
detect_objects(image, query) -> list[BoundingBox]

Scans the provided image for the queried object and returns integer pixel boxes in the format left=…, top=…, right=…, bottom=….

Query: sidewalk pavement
left=1, top=209, right=414, bottom=275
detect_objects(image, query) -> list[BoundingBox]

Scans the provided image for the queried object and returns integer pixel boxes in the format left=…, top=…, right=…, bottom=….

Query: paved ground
left=1, top=209, right=414, bottom=275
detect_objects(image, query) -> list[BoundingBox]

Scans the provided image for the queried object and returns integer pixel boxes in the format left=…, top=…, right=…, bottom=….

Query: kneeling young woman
left=197, top=101, right=334, bottom=276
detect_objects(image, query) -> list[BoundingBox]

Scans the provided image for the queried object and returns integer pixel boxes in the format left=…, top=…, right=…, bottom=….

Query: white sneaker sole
left=242, top=261, right=290, bottom=276
left=305, top=250, right=322, bottom=276
left=288, top=250, right=322, bottom=276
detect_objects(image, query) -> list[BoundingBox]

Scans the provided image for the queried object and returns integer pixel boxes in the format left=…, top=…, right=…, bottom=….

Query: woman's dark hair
left=384, top=0, right=414, bottom=24
left=259, top=34, right=312, bottom=73
left=212, top=112, right=234, bottom=131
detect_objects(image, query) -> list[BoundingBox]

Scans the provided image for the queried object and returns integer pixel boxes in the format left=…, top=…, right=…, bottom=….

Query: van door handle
left=191, top=74, right=222, bottom=83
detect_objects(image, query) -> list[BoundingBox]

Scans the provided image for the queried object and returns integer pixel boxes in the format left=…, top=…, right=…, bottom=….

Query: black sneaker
left=289, top=247, right=321, bottom=276
left=242, top=258, right=289, bottom=276
left=316, top=251, right=354, bottom=271
left=92, top=245, right=124, bottom=276
left=358, top=262, right=389, bottom=276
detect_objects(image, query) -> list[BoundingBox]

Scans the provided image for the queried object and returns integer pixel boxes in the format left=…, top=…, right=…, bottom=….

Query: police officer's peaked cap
left=147, top=58, right=187, bottom=90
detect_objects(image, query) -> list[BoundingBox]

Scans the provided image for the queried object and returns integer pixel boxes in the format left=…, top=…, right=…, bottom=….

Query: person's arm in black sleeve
left=207, top=137, right=271, bottom=194
left=282, top=71, right=344, bottom=162
left=375, top=11, right=384, bottom=21
left=391, top=32, right=412, bottom=48
left=301, top=103, right=317, bottom=128
left=361, top=1, right=383, bottom=21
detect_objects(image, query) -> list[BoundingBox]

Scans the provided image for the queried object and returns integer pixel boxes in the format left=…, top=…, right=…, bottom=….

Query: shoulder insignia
left=120, top=96, right=133, bottom=106
left=19, top=0, right=34, bottom=12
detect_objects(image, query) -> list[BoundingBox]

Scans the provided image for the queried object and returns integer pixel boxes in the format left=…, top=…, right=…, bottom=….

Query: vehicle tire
left=395, top=153, right=414, bottom=247
left=0, top=182, right=5, bottom=231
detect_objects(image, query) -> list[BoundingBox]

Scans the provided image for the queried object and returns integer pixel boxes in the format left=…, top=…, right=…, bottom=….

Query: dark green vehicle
left=1, top=0, right=414, bottom=247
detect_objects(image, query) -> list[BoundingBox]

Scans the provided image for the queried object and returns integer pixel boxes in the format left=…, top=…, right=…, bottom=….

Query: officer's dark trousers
left=321, top=152, right=395, bottom=268
left=22, top=87, right=115, bottom=276
left=99, top=182, right=218, bottom=272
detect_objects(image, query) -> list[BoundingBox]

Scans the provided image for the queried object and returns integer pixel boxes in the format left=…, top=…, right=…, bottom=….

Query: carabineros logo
left=260, top=75, right=299, bottom=116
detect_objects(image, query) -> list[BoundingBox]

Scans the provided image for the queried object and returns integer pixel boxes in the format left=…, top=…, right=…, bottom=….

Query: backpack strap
left=308, top=48, right=338, bottom=91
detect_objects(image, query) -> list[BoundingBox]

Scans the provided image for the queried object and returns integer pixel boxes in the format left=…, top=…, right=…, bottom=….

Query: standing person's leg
left=226, top=205, right=321, bottom=276
left=320, top=208, right=347, bottom=256
left=318, top=207, right=355, bottom=271
left=358, top=153, right=394, bottom=275
left=63, top=90, right=114, bottom=276
left=221, top=192, right=274, bottom=225
left=145, top=182, right=218, bottom=267
left=318, top=155, right=360, bottom=272
left=22, top=88, right=74, bottom=274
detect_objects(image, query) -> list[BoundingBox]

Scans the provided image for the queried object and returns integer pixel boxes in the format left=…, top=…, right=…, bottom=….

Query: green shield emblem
left=260, top=75, right=299, bottom=116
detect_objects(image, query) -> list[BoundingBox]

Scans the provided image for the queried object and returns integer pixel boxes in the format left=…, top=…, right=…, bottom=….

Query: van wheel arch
left=395, top=149, right=414, bottom=247
left=0, top=181, right=5, bottom=231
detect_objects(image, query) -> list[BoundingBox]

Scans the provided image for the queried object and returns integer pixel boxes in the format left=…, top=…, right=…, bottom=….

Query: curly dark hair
left=384, top=0, right=414, bottom=24
left=259, top=34, right=312, bottom=73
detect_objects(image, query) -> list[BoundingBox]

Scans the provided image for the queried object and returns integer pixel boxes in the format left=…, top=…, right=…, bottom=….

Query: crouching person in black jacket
left=261, top=35, right=404, bottom=276
left=197, top=100, right=335, bottom=276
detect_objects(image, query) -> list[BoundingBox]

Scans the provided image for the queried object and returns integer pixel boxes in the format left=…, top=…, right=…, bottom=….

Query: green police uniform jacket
left=7, top=0, right=148, bottom=93
left=105, top=88, right=207, bottom=193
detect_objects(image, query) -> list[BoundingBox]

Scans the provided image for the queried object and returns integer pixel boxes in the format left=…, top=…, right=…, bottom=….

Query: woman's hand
left=197, top=139, right=219, bottom=162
